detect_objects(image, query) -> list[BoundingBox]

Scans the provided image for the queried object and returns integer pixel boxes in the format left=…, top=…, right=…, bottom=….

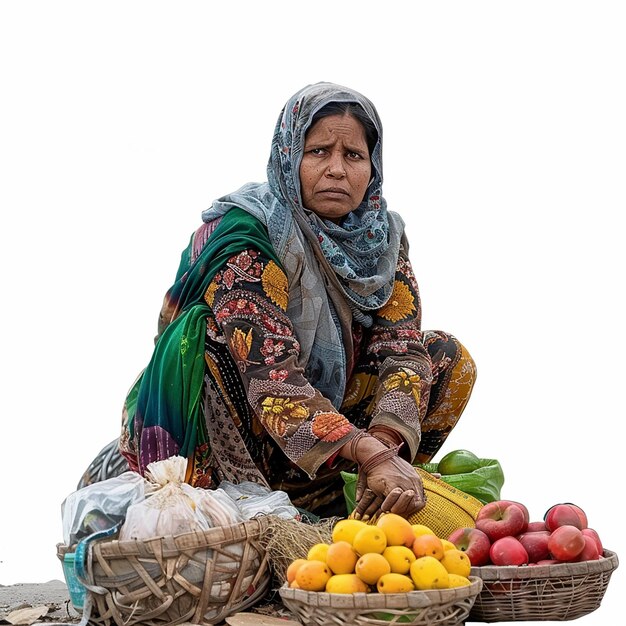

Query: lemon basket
left=469, top=549, right=619, bottom=622
left=279, top=577, right=483, bottom=626
left=56, top=517, right=273, bottom=626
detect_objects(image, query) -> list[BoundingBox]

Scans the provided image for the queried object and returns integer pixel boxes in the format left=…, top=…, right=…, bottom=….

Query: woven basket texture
left=469, top=549, right=619, bottom=622
left=280, top=577, right=483, bottom=626
left=63, top=516, right=273, bottom=626
left=406, top=468, right=483, bottom=538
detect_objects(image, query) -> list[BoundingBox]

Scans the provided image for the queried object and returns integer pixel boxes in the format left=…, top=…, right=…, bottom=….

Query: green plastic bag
left=416, top=458, right=504, bottom=505
left=341, top=458, right=504, bottom=514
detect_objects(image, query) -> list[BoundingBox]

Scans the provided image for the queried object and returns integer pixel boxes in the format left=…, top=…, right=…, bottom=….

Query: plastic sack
left=119, top=456, right=210, bottom=540
left=182, top=484, right=243, bottom=527
left=416, top=457, right=505, bottom=504
left=61, top=471, right=146, bottom=546
left=219, top=480, right=300, bottom=520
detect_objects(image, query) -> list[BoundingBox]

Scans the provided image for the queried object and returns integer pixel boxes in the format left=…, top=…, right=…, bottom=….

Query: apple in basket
left=547, top=525, right=586, bottom=561
left=475, top=500, right=528, bottom=542
left=517, top=530, right=551, bottom=563
left=447, top=527, right=491, bottom=566
left=544, top=503, right=587, bottom=531
left=582, top=527, right=603, bottom=554
left=489, top=536, right=529, bottom=566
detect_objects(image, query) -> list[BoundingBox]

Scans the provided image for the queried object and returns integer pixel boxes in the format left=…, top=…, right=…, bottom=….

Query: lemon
left=437, top=449, right=480, bottom=475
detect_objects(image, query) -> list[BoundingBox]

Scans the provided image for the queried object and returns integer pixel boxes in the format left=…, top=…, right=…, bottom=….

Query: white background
left=1, top=1, right=624, bottom=623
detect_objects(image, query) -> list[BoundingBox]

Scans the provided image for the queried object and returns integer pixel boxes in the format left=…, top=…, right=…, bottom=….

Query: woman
left=119, top=82, right=477, bottom=521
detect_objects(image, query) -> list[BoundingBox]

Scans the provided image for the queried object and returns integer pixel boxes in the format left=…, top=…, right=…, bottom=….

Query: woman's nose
left=326, top=153, right=346, bottom=178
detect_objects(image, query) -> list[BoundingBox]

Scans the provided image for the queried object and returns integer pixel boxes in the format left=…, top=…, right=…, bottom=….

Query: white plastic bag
left=61, top=471, right=146, bottom=546
left=119, top=457, right=209, bottom=540
left=219, top=480, right=300, bottom=520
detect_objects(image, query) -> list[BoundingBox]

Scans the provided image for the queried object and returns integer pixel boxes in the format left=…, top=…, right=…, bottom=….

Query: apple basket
left=279, top=577, right=483, bottom=626
left=468, top=549, right=619, bottom=622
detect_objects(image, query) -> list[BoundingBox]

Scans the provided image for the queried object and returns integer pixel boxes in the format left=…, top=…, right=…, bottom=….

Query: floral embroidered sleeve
left=204, top=248, right=355, bottom=478
left=364, top=243, right=433, bottom=461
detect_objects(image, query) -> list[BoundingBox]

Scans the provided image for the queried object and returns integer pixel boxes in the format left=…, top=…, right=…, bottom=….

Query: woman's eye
left=347, top=151, right=364, bottom=160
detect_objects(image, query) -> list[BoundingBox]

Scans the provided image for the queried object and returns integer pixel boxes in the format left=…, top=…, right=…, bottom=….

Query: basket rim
left=279, top=576, right=483, bottom=609
left=57, top=515, right=275, bottom=559
left=470, top=548, right=618, bottom=580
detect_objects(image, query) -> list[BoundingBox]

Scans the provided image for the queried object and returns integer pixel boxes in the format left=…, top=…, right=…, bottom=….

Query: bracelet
left=359, top=443, right=403, bottom=475
left=349, top=428, right=368, bottom=462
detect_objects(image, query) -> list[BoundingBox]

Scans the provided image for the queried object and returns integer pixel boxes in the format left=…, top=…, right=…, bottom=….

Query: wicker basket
left=280, top=577, right=483, bottom=626
left=469, top=549, right=619, bottom=622
left=57, top=516, right=273, bottom=626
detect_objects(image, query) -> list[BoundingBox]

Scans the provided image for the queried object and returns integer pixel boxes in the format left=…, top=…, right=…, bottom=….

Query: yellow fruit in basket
left=410, top=556, right=450, bottom=590
left=376, top=513, right=415, bottom=547
left=412, top=533, right=445, bottom=560
left=289, top=579, right=300, bottom=589
left=382, top=546, right=416, bottom=575
left=441, top=539, right=457, bottom=552
left=326, top=541, right=358, bottom=575
left=355, top=552, right=391, bottom=585
left=447, top=573, right=471, bottom=588
left=377, top=572, right=415, bottom=594
left=307, top=542, right=330, bottom=563
left=332, top=518, right=368, bottom=545
left=353, top=526, right=388, bottom=556
left=295, top=560, right=332, bottom=591
left=411, top=523, right=435, bottom=538
left=325, top=573, right=369, bottom=594
left=440, top=549, right=471, bottom=578
left=286, top=558, right=308, bottom=584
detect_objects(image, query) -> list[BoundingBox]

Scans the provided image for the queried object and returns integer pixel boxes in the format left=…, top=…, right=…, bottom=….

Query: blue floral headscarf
left=203, top=81, right=404, bottom=324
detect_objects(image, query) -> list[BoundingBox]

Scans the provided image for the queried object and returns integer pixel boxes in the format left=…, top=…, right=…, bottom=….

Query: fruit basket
left=469, top=549, right=619, bottom=622
left=56, top=516, right=273, bottom=626
left=279, top=577, right=483, bottom=626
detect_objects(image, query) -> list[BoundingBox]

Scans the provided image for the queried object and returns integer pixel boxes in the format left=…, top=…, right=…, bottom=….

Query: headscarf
left=203, top=82, right=404, bottom=316
left=201, top=82, right=405, bottom=407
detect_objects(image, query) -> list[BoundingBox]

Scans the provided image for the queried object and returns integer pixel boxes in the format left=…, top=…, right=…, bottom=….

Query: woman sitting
left=119, top=82, right=477, bottom=521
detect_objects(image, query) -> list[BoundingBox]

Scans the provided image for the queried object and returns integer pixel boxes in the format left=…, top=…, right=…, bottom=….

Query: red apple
left=544, top=504, right=585, bottom=531
left=564, top=503, right=588, bottom=528
left=548, top=525, right=585, bottom=561
left=517, top=531, right=551, bottom=563
left=498, top=500, right=530, bottom=525
left=490, top=536, right=529, bottom=566
left=447, top=527, right=492, bottom=566
left=582, top=528, right=603, bottom=554
left=573, top=535, right=601, bottom=562
left=534, top=559, right=561, bottom=565
left=526, top=520, right=547, bottom=532
left=476, top=501, right=528, bottom=541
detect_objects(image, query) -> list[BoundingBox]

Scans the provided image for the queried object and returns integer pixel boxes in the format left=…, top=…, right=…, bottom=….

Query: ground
left=0, top=581, right=297, bottom=625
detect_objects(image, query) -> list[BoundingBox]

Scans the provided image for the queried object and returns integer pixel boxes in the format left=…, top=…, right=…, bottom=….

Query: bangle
left=348, top=428, right=368, bottom=462
left=359, top=443, right=403, bottom=475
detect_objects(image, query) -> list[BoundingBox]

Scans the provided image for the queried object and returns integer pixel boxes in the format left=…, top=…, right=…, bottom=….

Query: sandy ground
left=0, top=581, right=297, bottom=625
left=0, top=580, right=81, bottom=623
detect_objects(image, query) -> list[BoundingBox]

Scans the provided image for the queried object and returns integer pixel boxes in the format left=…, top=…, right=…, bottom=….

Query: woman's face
left=299, top=113, right=372, bottom=222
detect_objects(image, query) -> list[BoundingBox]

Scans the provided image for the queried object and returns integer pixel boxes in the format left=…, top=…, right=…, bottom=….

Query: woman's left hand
left=353, top=454, right=426, bottom=520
